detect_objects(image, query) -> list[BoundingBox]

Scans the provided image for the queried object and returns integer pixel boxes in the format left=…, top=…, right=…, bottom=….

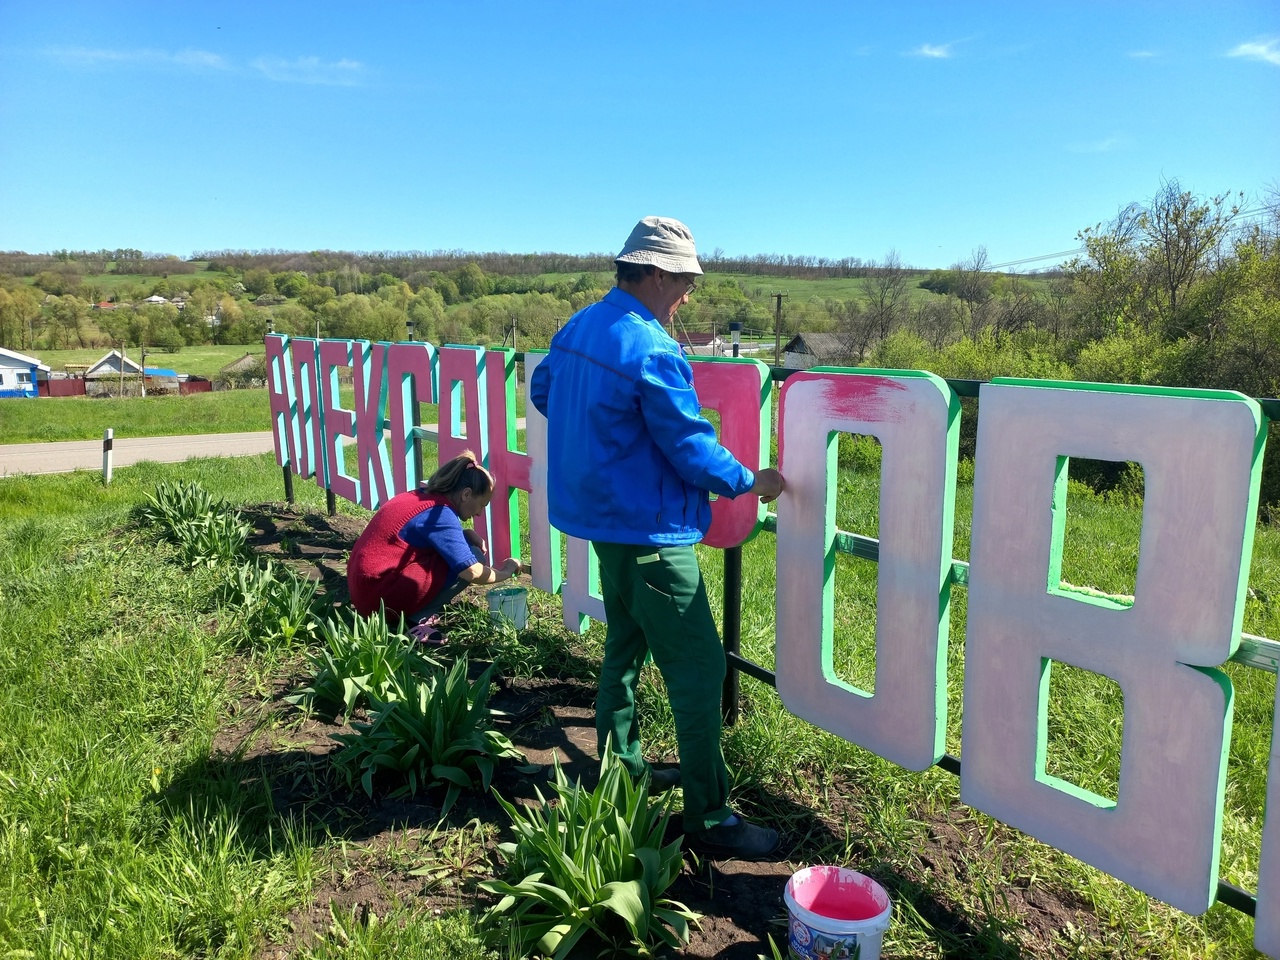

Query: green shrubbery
left=481, top=749, right=698, bottom=959
left=332, top=658, right=521, bottom=812
left=289, top=606, right=440, bottom=718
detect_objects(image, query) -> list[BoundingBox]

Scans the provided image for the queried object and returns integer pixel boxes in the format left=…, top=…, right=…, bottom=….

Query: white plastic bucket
left=487, top=586, right=528, bottom=630
left=784, top=866, right=892, bottom=960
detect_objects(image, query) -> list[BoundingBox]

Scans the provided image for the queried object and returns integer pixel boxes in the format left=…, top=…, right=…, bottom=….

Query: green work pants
left=591, top=542, right=732, bottom=832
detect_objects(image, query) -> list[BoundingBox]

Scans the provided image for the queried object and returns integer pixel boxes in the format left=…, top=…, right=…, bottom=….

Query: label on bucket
left=785, top=866, right=890, bottom=960
left=788, top=919, right=863, bottom=960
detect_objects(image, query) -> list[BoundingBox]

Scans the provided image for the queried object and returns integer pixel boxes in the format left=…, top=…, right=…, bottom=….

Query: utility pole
left=771, top=292, right=788, bottom=366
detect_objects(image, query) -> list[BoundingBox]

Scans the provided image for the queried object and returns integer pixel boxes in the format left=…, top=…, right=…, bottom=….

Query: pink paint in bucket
left=784, top=866, right=891, bottom=960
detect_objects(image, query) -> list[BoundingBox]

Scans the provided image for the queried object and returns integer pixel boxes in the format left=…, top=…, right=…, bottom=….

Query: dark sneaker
left=647, top=766, right=682, bottom=793
left=687, top=817, right=780, bottom=860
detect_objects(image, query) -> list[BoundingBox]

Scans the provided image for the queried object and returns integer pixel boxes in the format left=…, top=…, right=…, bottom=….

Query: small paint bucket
left=487, top=585, right=528, bottom=630
left=784, top=865, right=891, bottom=960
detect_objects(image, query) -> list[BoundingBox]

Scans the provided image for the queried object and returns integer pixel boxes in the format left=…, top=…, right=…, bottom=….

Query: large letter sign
left=962, top=380, right=1265, bottom=915
left=775, top=369, right=959, bottom=771
left=1259, top=700, right=1280, bottom=954
left=319, top=339, right=360, bottom=505
left=689, top=357, right=772, bottom=549
left=265, top=336, right=1277, bottom=953
left=523, top=349, right=604, bottom=632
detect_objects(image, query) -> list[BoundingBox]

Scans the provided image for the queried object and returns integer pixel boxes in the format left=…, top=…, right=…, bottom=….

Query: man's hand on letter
left=750, top=468, right=786, bottom=504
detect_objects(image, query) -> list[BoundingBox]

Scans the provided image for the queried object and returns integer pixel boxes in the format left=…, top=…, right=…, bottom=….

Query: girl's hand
left=498, top=557, right=522, bottom=579
left=464, top=528, right=488, bottom=555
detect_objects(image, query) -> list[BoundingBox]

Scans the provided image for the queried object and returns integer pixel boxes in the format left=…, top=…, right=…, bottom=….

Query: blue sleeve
left=400, top=506, right=478, bottom=577
left=529, top=348, right=554, bottom=416
left=637, top=350, right=755, bottom=498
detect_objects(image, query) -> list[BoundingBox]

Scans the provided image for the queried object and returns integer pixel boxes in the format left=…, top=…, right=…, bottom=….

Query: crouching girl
left=346, top=450, right=525, bottom=643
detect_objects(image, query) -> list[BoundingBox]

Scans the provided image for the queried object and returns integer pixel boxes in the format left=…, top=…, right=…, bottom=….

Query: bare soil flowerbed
left=225, top=505, right=1122, bottom=959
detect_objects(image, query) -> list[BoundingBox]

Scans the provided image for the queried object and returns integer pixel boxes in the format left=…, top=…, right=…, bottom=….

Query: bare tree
left=862, top=249, right=910, bottom=347
left=830, top=298, right=875, bottom=362
left=912, top=297, right=960, bottom=350
left=1139, top=178, right=1241, bottom=331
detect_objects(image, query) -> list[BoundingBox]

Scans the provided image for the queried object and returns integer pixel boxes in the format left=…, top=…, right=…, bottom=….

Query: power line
left=984, top=207, right=1276, bottom=273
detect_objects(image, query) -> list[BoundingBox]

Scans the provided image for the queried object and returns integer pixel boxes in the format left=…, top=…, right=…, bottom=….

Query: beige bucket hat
left=614, top=216, right=703, bottom=275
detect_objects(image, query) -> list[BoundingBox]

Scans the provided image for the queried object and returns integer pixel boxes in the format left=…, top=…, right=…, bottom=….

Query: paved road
left=0, top=420, right=523, bottom=477
left=0, top=432, right=279, bottom=477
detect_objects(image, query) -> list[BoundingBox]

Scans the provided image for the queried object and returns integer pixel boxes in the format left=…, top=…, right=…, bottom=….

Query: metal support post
left=722, top=545, right=743, bottom=725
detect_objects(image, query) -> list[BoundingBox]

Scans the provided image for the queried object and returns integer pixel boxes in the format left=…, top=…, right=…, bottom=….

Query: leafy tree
left=272, top=303, right=315, bottom=337
left=298, top=284, right=336, bottom=310
left=407, top=287, right=446, bottom=340
left=212, top=296, right=244, bottom=344
left=428, top=271, right=460, bottom=305
left=375, top=280, right=413, bottom=311
left=453, top=262, right=491, bottom=301
left=0, top=286, right=42, bottom=350
left=46, top=296, right=90, bottom=349
left=242, top=268, right=277, bottom=297
left=274, top=271, right=310, bottom=298
left=133, top=303, right=185, bottom=352
left=32, top=270, right=83, bottom=297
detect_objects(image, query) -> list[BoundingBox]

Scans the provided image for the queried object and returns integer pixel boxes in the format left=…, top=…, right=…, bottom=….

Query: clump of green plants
left=138, top=479, right=251, bottom=567
left=480, top=748, right=698, bottom=959
left=288, top=606, right=437, bottom=718
left=221, top=557, right=324, bottom=649
left=331, top=657, right=521, bottom=813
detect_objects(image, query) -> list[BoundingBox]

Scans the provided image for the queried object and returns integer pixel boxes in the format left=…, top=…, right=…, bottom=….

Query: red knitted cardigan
left=346, top=490, right=456, bottom=619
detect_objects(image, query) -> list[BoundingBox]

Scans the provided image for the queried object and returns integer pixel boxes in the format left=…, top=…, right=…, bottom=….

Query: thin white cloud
left=912, top=42, right=953, bottom=59
left=251, top=56, right=363, bottom=86
left=1067, top=135, right=1128, bottom=154
left=46, top=46, right=228, bottom=70
left=1127, top=50, right=1156, bottom=59
left=1228, top=38, right=1280, bottom=66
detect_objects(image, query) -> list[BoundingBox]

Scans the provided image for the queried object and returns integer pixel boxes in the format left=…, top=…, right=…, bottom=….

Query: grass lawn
left=0, top=438, right=1274, bottom=957
left=0, top=389, right=276, bottom=442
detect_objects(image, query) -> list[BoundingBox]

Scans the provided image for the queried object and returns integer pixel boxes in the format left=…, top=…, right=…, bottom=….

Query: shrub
left=288, top=607, right=437, bottom=718
left=138, top=480, right=252, bottom=567
left=221, top=558, right=323, bottom=650
left=480, top=749, right=698, bottom=959
left=331, top=658, right=520, bottom=813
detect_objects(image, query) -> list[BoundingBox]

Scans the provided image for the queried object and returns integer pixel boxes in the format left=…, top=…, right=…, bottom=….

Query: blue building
left=0, top=347, right=49, bottom=398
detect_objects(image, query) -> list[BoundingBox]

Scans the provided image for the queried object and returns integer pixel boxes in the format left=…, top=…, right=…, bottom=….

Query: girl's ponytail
left=423, top=449, right=493, bottom=497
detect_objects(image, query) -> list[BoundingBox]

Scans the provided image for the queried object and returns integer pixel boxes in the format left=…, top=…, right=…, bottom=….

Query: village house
left=780, top=331, right=851, bottom=369
left=0, top=347, right=50, bottom=398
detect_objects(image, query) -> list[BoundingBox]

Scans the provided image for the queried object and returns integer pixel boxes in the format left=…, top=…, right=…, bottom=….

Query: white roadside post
left=102, top=428, right=113, bottom=484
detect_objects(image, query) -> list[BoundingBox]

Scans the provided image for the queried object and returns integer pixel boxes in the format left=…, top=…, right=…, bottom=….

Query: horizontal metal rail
left=756, top=515, right=1280, bottom=673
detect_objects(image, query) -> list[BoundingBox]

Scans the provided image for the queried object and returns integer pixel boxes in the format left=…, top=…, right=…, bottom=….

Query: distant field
left=719, top=271, right=1051, bottom=305
left=0, top=390, right=274, bottom=443
left=21, top=262, right=224, bottom=295
left=33, top=345, right=261, bottom=379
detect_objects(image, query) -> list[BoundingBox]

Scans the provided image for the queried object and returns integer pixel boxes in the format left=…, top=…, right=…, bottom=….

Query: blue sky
left=1, top=1, right=1276, bottom=270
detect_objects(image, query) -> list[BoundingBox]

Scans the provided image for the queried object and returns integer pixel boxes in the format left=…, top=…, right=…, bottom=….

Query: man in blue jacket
left=529, top=216, right=785, bottom=859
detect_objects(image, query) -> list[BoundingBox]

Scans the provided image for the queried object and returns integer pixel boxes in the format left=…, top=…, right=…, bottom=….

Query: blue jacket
left=529, top=288, right=755, bottom=546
